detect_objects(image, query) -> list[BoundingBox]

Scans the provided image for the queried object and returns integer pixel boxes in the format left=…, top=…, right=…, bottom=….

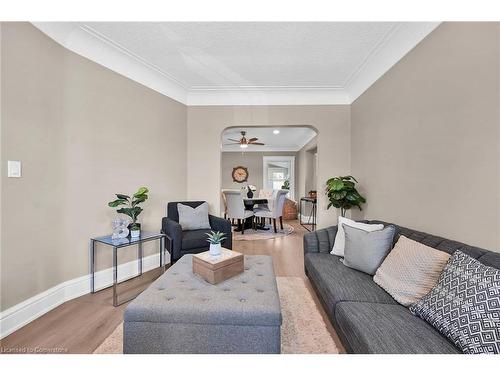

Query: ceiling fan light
left=273, top=129, right=280, bottom=135
left=240, top=144, right=248, bottom=148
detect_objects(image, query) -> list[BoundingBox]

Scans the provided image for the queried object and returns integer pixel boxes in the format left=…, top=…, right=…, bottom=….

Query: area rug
left=93, top=276, right=338, bottom=354
left=232, top=223, right=294, bottom=241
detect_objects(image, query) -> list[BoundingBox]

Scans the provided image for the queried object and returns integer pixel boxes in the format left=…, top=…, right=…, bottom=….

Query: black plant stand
left=299, top=197, right=317, bottom=232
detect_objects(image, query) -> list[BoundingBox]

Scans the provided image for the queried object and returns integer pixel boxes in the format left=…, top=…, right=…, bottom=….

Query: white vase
left=131, top=229, right=141, bottom=238
left=209, top=243, right=222, bottom=257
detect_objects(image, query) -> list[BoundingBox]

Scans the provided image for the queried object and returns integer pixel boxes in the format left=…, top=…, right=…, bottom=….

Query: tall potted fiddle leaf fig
left=326, top=176, right=366, bottom=217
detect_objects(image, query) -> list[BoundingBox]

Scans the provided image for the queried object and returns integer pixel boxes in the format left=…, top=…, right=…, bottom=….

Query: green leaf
left=329, top=179, right=345, bottom=191
left=133, top=187, right=149, bottom=198
left=117, top=207, right=133, bottom=219
left=332, top=191, right=347, bottom=200
left=116, top=194, right=130, bottom=200
left=341, top=175, right=358, bottom=182
left=325, top=175, right=365, bottom=214
left=342, top=181, right=355, bottom=189
left=132, top=206, right=143, bottom=219
left=108, top=199, right=127, bottom=208
left=326, top=178, right=338, bottom=185
left=345, top=193, right=359, bottom=202
left=132, top=195, right=148, bottom=206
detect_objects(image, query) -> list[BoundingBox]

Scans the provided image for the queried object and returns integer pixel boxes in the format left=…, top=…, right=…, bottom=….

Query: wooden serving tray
left=192, top=249, right=244, bottom=284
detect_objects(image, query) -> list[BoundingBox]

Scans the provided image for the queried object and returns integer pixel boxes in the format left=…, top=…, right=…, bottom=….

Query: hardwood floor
left=0, top=220, right=344, bottom=354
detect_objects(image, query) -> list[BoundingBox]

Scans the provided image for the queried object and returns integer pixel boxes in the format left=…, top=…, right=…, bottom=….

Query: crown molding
left=346, top=22, right=440, bottom=102
left=188, top=86, right=351, bottom=106
left=32, top=22, right=440, bottom=106
left=32, top=22, right=188, bottom=104
left=296, top=131, right=318, bottom=151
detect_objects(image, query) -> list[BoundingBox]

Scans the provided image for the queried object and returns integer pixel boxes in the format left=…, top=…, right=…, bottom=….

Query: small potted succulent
left=206, top=231, right=227, bottom=257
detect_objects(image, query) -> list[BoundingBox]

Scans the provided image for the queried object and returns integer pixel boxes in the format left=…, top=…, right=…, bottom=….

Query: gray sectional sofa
left=303, top=220, right=500, bottom=354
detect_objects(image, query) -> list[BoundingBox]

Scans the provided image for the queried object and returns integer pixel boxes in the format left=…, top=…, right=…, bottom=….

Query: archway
left=219, top=125, right=319, bottom=228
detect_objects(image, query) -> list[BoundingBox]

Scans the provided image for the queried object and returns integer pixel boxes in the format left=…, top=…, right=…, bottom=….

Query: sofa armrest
left=161, top=217, right=182, bottom=262
left=209, top=215, right=233, bottom=250
left=303, top=225, right=338, bottom=254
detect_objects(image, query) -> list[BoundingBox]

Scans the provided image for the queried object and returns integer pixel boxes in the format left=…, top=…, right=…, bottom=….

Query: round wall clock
left=232, top=166, right=249, bottom=183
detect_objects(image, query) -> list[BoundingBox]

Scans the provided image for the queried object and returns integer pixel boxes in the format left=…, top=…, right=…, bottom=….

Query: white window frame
left=262, top=156, right=295, bottom=200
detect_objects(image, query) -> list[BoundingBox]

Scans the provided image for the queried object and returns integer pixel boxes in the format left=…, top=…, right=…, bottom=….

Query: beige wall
left=297, top=136, right=318, bottom=214
left=1, top=23, right=187, bottom=309
left=3, top=21, right=499, bottom=314
left=297, top=136, right=318, bottom=199
left=220, top=151, right=299, bottom=203
left=187, top=106, right=351, bottom=228
left=351, top=22, right=500, bottom=251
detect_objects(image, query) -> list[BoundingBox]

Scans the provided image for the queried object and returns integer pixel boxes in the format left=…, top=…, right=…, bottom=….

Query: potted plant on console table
left=108, top=186, right=149, bottom=237
left=326, top=176, right=366, bottom=217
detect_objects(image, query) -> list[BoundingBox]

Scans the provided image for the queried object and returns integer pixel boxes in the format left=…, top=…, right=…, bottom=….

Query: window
left=263, top=156, right=295, bottom=200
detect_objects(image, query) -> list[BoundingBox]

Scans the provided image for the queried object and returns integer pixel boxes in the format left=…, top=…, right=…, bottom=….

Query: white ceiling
left=85, top=22, right=396, bottom=87
left=33, top=22, right=439, bottom=105
left=221, top=127, right=317, bottom=152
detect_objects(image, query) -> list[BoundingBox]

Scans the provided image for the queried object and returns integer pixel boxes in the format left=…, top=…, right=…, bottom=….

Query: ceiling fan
left=226, top=131, right=265, bottom=148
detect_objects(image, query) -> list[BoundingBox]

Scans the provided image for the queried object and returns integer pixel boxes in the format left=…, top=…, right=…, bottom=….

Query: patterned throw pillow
left=410, top=251, right=500, bottom=354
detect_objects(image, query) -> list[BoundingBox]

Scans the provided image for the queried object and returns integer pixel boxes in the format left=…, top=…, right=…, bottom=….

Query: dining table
left=233, top=197, right=271, bottom=232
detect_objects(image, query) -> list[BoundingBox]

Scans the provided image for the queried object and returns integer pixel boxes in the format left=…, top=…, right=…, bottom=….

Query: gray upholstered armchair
left=161, top=201, right=232, bottom=263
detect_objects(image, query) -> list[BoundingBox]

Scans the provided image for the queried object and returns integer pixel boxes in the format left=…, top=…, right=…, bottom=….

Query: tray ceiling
left=221, top=127, right=317, bottom=152
left=33, top=22, right=439, bottom=105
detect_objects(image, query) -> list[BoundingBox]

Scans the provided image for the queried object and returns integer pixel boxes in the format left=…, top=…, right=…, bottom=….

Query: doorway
left=262, top=156, right=295, bottom=200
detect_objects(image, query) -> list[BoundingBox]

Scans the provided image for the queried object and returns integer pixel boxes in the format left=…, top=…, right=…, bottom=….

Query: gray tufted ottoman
left=123, top=254, right=282, bottom=354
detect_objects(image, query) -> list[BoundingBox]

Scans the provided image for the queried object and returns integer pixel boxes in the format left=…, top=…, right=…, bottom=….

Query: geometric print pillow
left=410, top=251, right=500, bottom=354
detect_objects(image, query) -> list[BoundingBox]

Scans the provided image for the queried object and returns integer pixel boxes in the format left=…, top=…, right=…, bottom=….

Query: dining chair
left=221, top=191, right=228, bottom=219
left=256, top=189, right=273, bottom=212
left=254, top=189, right=288, bottom=233
left=221, top=189, right=255, bottom=234
left=258, top=189, right=273, bottom=199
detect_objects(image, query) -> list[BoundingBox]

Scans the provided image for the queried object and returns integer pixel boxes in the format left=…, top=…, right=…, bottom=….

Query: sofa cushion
left=335, top=302, right=460, bottom=354
left=304, top=253, right=396, bottom=315
left=477, top=251, right=500, bottom=269
left=181, top=229, right=211, bottom=250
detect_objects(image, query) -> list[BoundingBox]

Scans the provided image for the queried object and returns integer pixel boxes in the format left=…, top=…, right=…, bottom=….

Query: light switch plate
left=7, top=160, right=21, bottom=178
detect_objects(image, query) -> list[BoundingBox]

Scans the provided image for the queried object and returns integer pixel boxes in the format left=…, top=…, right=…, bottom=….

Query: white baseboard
left=0, top=253, right=168, bottom=339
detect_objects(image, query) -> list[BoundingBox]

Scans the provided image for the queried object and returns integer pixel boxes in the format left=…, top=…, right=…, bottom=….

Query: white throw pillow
left=177, top=202, right=211, bottom=231
left=331, top=216, right=384, bottom=257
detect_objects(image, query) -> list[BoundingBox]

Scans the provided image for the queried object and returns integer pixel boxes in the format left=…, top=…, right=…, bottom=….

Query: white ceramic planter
left=209, top=243, right=222, bottom=257
left=131, top=229, right=141, bottom=238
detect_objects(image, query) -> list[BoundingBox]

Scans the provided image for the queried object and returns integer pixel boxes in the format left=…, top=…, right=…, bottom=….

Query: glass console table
left=90, top=232, right=166, bottom=306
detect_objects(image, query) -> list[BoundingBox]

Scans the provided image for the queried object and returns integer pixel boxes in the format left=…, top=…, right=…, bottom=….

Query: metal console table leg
left=90, top=239, right=96, bottom=294
left=113, top=246, right=118, bottom=307
left=138, top=242, right=143, bottom=275
left=90, top=232, right=166, bottom=306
